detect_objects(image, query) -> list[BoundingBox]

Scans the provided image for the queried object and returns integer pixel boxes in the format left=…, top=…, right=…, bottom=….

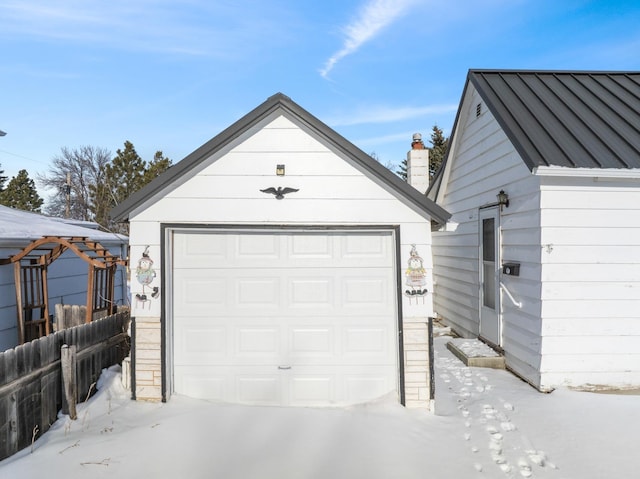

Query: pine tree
left=0, top=165, right=7, bottom=191
left=429, top=125, right=448, bottom=180
left=144, top=150, right=172, bottom=183
left=91, top=141, right=172, bottom=233
left=396, top=159, right=407, bottom=181
left=0, top=169, right=44, bottom=212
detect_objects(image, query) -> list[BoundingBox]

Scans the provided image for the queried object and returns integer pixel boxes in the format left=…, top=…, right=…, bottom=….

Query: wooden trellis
left=0, top=236, right=127, bottom=344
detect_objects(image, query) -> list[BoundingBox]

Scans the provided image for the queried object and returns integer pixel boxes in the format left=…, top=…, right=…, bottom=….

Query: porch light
left=276, top=164, right=285, bottom=176
left=497, top=190, right=509, bottom=210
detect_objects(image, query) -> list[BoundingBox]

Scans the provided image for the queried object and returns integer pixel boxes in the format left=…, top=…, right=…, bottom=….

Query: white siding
left=435, top=81, right=640, bottom=391
left=538, top=176, right=640, bottom=389
left=129, top=113, right=435, bottom=406
left=432, top=85, right=544, bottom=387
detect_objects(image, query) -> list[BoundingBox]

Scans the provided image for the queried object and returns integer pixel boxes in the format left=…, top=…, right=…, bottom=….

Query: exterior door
left=479, top=207, right=501, bottom=346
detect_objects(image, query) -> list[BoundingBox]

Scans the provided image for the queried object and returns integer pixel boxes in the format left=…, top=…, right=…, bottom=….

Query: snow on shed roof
left=0, top=205, right=127, bottom=246
left=468, top=70, right=640, bottom=170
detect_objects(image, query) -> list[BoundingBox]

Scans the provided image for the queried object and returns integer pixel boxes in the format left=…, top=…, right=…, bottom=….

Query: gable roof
left=111, top=92, right=451, bottom=225
left=469, top=70, right=640, bottom=170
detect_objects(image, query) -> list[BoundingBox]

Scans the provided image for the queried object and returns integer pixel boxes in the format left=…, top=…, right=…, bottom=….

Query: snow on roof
left=0, top=205, right=127, bottom=246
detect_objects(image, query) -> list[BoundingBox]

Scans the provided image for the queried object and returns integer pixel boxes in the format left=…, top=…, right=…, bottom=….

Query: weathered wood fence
left=0, top=310, right=130, bottom=461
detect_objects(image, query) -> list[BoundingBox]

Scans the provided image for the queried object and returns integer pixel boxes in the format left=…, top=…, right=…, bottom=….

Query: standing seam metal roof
left=468, top=70, right=640, bottom=170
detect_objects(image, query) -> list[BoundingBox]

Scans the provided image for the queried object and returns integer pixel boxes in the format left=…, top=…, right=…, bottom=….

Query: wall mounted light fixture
left=276, top=164, right=285, bottom=176
left=497, top=190, right=510, bottom=210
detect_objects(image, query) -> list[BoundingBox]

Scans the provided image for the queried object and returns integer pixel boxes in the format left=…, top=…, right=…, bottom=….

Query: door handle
left=278, top=365, right=292, bottom=370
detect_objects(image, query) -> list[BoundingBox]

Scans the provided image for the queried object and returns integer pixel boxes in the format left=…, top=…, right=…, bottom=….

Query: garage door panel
left=343, top=234, right=389, bottom=259
left=178, top=371, right=227, bottom=399
left=289, top=278, right=332, bottom=306
left=290, top=327, right=334, bottom=355
left=342, top=275, right=392, bottom=308
left=237, top=376, right=281, bottom=404
left=173, top=271, right=227, bottom=308
left=237, top=278, right=281, bottom=307
left=290, top=234, right=332, bottom=258
left=290, top=376, right=334, bottom=404
left=236, top=327, right=280, bottom=355
left=236, top=234, right=280, bottom=259
left=174, top=232, right=228, bottom=268
left=344, top=327, right=388, bottom=354
left=179, top=325, right=228, bottom=359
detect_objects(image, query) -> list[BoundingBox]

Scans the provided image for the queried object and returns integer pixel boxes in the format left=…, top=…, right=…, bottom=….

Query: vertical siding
left=432, top=86, right=545, bottom=387
left=538, top=176, right=640, bottom=388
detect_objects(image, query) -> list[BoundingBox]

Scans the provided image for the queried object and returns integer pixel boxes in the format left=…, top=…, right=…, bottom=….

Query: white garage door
left=171, top=229, right=399, bottom=406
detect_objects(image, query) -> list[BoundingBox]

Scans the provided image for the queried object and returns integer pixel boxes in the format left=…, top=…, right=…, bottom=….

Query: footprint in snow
left=526, top=450, right=545, bottom=467
left=482, top=404, right=497, bottom=419
left=518, top=458, right=533, bottom=477
left=501, top=421, right=517, bottom=432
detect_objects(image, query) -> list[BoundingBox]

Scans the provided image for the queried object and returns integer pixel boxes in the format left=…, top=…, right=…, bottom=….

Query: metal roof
left=468, top=70, right=640, bottom=170
left=111, top=92, right=451, bottom=225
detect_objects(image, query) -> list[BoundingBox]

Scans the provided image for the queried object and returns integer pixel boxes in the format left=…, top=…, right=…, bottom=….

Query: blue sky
left=0, top=0, right=639, bottom=192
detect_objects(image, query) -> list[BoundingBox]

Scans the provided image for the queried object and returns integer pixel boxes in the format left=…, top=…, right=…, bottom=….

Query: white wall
left=434, top=82, right=640, bottom=391
left=432, top=85, right=545, bottom=387
left=128, top=113, right=436, bottom=405
left=538, top=175, right=640, bottom=389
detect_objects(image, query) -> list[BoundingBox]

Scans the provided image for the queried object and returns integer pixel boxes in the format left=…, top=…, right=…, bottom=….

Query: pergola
left=0, top=236, right=127, bottom=344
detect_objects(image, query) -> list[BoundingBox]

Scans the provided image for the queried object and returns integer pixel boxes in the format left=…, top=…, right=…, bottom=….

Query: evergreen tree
left=0, top=169, right=44, bottom=212
left=144, top=150, right=172, bottom=183
left=91, top=141, right=172, bottom=233
left=396, top=159, right=407, bottom=181
left=0, top=165, right=7, bottom=191
left=428, top=125, right=448, bottom=180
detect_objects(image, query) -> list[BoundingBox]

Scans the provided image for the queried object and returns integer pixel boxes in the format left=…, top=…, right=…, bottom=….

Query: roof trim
left=534, top=166, right=640, bottom=178
left=111, top=92, right=451, bottom=225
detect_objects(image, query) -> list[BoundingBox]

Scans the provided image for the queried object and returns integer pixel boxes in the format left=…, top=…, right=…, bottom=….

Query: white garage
left=171, top=229, right=399, bottom=406
left=112, top=93, right=450, bottom=408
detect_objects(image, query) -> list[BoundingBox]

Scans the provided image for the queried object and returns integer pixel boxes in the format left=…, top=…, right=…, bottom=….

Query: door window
left=482, top=217, right=496, bottom=309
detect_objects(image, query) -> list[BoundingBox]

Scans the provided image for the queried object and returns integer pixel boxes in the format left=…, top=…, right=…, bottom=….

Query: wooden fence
left=0, top=310, right=130, bottom=462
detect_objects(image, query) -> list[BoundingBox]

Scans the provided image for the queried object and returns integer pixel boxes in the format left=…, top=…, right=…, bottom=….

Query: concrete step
left=446, top=338, right=506, bottom=369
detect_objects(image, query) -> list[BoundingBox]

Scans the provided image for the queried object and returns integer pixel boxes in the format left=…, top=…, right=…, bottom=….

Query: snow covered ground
left=1, top=334, right=637, bottom=478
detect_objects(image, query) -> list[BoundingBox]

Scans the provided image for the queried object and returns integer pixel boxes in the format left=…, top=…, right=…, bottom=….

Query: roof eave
left=111, top=93, right=451, bottom=225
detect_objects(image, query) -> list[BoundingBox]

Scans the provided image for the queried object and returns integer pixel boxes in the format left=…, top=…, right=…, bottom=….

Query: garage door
left=171, top=229, right=400, bottom=406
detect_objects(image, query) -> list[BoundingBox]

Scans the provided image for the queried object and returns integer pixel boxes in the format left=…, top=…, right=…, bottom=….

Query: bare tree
left=38, top=146, right=111, bottom=220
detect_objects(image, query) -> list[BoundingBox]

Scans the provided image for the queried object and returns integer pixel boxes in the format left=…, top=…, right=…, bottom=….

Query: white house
left=428, top=70, right=640, bottom=391
left=111, top=93, right=450, bottom=408
left=0, top=205, right=128, bottom=351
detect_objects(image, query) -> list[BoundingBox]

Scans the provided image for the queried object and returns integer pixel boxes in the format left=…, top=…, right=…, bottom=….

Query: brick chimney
left=407, top=133, right=429, bottom=194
